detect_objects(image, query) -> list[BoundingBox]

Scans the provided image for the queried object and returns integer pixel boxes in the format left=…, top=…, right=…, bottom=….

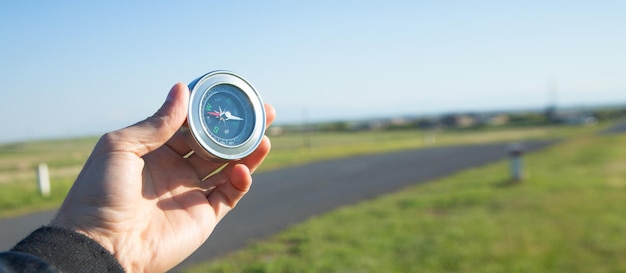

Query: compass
left=183, top=71, right=265, bottom=161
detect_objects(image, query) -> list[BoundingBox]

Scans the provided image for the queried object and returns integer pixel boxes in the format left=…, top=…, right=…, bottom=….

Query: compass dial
left=185, top=71, right=265, bottom=161
left=201, top=84, right=255, bottom=147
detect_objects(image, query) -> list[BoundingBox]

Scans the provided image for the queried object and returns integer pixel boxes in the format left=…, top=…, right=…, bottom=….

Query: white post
left=37, top=163, right=51, bottom=197
left=509, top=143, right=525, bottom=182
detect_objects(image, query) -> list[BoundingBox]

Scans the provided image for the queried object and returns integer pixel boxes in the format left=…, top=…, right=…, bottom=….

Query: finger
left=101, top=83, right=190, bottom=157
left=207, top=164, right=252, bottom=219
left=264, top=103, right=276, bottom=128
left=198, top=163, right=229, bottom=190
left=188, top=154, right=228, bottom=180
left=195, top=136, right=269, bottom=187
left=196, top=136, right=268, bottom=196
left=240, top=136, right=271, bottom=174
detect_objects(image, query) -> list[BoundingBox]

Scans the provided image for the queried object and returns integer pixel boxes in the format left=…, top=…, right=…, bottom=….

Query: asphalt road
left=0, top=140, right=555, bottom=272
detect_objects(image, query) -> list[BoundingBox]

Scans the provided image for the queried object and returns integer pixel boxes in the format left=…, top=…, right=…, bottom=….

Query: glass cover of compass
left=186, top=71, right=265, bottom=161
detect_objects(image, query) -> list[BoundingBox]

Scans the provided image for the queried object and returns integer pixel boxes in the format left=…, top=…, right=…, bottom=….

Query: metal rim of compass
left=186, top=70, right=266, bottom=161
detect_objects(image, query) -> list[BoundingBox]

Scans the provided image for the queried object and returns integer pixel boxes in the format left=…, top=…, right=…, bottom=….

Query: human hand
left=49, top=83, right=275, bottom=272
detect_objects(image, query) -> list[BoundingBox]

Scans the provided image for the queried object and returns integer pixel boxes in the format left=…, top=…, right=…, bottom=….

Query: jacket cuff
left=11, top=226, right=125, bottom=273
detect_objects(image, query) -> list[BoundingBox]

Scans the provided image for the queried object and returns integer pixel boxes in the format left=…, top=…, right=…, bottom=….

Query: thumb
left=102, top=83, right=189, bottom=157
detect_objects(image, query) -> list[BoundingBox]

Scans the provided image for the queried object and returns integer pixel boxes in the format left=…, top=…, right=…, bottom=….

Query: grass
left=182, top=133, right=626, bottom=272
left=0, top=137, right=97, bottom=218
left=0, top=123, right=603, bottom=218
left=0, top=178, right=75, bottom=217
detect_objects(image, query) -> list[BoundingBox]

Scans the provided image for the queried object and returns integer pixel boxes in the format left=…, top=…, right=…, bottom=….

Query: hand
left=49, top=83, right=275, bottom=272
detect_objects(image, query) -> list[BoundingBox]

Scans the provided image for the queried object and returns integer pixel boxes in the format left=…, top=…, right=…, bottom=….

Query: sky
left=1, top=1, right=625, bottom=143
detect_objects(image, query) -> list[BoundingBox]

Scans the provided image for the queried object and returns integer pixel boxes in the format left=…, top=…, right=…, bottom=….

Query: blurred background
left=1, top=1, right=626, bottom=272
left=1, top=1, right=625, bottom=142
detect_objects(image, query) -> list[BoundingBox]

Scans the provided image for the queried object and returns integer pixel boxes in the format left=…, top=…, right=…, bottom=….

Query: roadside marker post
left=37, top=163, right=51, bottom=197
left=509, top=143, right=525, bottom=182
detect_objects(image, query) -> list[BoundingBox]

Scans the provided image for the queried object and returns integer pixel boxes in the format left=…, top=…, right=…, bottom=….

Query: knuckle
left=152, top=114, right=173, bottom=132
left=95, top=130, right=131, bottom=153
left=98, top=131, right=120, bottom=148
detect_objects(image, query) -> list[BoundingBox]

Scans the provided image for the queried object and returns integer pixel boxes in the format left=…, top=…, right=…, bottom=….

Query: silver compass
left=183, top=71, right=265, bottom=161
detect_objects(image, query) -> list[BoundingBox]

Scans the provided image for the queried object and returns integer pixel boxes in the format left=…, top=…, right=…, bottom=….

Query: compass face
left=185, top=71, right=265, bottom=161
left=201, top=84, right=255, bottom=147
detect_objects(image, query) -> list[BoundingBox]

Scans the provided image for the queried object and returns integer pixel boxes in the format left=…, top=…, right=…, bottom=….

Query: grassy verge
left=184, top=133, right=626, bottom=272
left=0, top=137, right=97, bottom=218
left=0, top=178, right=75, bottom=218
left=0, top=124, right=602, bottom=218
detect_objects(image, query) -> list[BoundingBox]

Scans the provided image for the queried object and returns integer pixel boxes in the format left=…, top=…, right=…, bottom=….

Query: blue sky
left=1, top=1, right=625, bottom=143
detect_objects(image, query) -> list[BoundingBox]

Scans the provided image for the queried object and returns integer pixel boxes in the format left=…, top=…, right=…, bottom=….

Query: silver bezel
left=187, top=71, right=265, bottom=161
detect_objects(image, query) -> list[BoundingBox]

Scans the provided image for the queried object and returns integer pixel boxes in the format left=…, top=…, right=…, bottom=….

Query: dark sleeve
left=0, top=251, right=59, bottom=273
left=0, top=226, right=125, bottom=273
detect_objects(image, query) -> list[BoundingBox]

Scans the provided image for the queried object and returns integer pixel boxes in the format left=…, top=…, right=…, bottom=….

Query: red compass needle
left=207, top=111, right=221, bottom=117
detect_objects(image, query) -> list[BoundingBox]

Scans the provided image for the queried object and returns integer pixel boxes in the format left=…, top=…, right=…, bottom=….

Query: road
left=0, top=140, right=555, bottom=272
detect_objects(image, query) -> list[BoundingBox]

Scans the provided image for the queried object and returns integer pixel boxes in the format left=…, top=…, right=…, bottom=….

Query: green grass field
left=0, top=125, right=597, bottom=218
left=183, top=132, right=626, bottom=272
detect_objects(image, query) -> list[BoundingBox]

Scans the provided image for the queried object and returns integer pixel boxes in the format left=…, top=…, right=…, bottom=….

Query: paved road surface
left=0, top=141, right=555, bottom=272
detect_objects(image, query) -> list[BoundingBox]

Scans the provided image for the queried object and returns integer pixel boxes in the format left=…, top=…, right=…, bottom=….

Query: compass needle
left=224, top=111, right=243, bottom=121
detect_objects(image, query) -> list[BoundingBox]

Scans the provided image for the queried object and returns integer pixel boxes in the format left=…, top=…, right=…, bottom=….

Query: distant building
left=389, top=117, right=411, bottom=127
left=555, top=112, right=597, bottom=125
left=477, top=114, right=509, bottom=126
left=347, top=120, right=385, bottom=131
left=416, top=118, right=439, bottom=129
left=441, top=114, right=477, bottom=128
